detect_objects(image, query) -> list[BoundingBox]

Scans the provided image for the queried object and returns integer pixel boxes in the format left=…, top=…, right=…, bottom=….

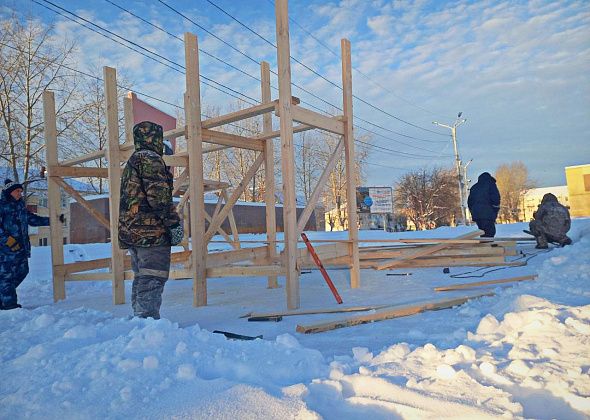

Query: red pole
left=301, top=233, right=343, bottom=304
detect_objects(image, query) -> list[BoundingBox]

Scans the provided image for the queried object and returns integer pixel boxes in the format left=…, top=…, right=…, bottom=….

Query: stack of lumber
left=298, top=230, right=523, bottom=270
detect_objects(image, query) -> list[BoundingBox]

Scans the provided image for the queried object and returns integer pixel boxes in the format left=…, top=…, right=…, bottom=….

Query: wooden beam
left=296, top=292, right=495, bottom=334
left=185, top=33, right=208, bottom=307
left=54, top=258, right=112, bottom=275
left=374, top=230, right=484, bottom=270
left=288, top=105, right=345, bottom=135
left=67, top=272, right=114, bottom=281
left=202, top=128, right=264, bottom=151
left=203, top=144, right=230, bottom=154
left=221, top=189, right=240, bottom=249
left=207, top=246, right=269, bottom=268
left=162, top=154, right=189, bottom=167
left=276, top=0, right=299, bottom=310
left=43, top=91, right=65, bottom=302
left=254, top=118, right=340, bottom=141
left=360, top=244, right=510, bottom=260
left=261, top=61, right=278, bottom=289
left=243, top=304, right=390, bottom=319
left=341, top=38, right=360, bottom=288
left=297, top=242, right=351, bottom=266
left=297, top=138, right=344, bottom=235
left=434, top=275, right=537, bottom=292
left=53, top=178, right=110, bottom=229
left=49, top=166, right=108, bottom=178
left=104, top=66, right=126, bottom=304
left=207, top=264, right=284, bottom=278
left=205, top=153, right=265, bottom=242
left=163, top=126, right=186, bottom=140
left=201, top=101, right=277, bottom=129
left=204, top=209, right=238, bottom=249
left=123, top=92, right=134, bottom=147
left=59, top=149, right=105, bottom=167
left=173, top=168, right=189, bottom=195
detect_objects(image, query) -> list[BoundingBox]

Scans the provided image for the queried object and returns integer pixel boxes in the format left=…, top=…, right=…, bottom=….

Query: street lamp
left=433, top=112, right=469, bottom=225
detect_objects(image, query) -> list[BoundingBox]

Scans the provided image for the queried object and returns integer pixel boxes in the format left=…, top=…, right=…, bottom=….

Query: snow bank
left=2, top=220, right=590, bottom=418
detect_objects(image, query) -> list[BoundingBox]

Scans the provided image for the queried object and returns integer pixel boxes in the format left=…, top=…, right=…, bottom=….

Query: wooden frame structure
left=42, top=0, right=360, bottom=310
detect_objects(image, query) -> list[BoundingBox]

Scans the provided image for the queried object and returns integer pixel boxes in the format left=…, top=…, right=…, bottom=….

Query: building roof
left=524, top=185, right=569, bottom=198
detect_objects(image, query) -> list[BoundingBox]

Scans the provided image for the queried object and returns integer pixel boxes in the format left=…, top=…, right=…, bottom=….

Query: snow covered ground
left=1, top=221, right=590, bottom=419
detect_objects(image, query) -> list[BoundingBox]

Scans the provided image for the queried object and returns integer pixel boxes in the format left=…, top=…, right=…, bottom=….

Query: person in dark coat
left=467, top=172, right=501, bottom=237
left=0, top=179, right=53, bottom=309
left=529, top=193, right=572, bottom=249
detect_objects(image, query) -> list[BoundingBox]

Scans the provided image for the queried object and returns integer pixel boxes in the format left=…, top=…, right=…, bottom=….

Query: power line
left=103, top=0, right=263, bottom=86
left=27, top=1, right=447, bottom=160
left=0, top=41, right=249, bottom=132
left=33, top=0, right=260, bottom=106
left=155, top=0, right=448, bottom=152
left=2, top=43, right=411, bottom=173
left=280, top=0, right=451, bottom=121
left=204, top=0, right=448, bottom=138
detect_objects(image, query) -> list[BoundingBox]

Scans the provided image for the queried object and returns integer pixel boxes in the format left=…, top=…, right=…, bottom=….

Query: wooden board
left=374, top=230, right=484, bottom=270
left=434, top=275, right=537, bottom=292
left=242, top=304, right=391, bottom=319
left=296, top=292, right=494, bottom=334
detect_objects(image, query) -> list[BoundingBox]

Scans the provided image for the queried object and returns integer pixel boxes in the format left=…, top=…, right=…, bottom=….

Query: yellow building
left=565, top=164, right=590, bottom=218
left=521, top=186, right=570, bottom=222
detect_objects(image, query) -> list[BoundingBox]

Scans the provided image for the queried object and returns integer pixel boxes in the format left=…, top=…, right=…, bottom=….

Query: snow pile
left=301, top=295, right=589, bottom=419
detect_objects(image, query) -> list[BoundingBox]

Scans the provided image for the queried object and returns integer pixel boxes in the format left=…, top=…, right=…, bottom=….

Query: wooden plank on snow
left=296, top=292, right=494, bottom=334
left=434, top=275, right=537, bottom=292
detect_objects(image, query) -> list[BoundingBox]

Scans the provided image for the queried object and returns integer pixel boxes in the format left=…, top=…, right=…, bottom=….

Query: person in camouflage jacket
left=529, top=193, right=572, bottom=249
left=0, top=179, right=51, bottom=309
left=119, top=121, right=181, bottom=319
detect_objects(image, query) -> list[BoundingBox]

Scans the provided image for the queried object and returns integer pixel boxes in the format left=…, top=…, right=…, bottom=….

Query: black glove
left=6, top=236, right=21, bottom=252
left=59, top=214, right=66, bottom=223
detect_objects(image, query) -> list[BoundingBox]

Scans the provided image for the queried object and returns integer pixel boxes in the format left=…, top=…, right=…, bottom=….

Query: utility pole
left=433, top=112, right=469, bottom=225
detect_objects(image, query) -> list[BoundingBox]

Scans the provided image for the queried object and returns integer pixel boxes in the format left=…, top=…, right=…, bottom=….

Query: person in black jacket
left=467, top=172, right=501, bottom=237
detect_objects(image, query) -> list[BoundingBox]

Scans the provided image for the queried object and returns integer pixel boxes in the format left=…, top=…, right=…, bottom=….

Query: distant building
left=565, top=164, right=590, bottom=218
left=69, top=195, right=324, bottom=244
left=520, top=186, right=570, bottom=222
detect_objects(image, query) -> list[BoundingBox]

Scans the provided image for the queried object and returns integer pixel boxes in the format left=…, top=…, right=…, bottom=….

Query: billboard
left=356, top=187, right=393, bottom=214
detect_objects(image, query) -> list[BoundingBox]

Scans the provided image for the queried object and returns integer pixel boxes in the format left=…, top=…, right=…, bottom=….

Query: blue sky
left=4, top=0, right=590, bottom=188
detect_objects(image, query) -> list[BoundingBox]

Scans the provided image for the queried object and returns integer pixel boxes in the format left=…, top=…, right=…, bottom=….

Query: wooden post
left=341, top=39, right=360, bottom=288
left=43, top=91, right=65, bottom=301
left=123, top=92, right=134, bottom=146
left=221, top=189, right=240, bottom=249
left=104, top=66, right=125, bottom=304
left=276, top=0, right=299, bottom=309
left=184, top=33, right=207, bottom=307
left=261, top=61, right=278, bottom=288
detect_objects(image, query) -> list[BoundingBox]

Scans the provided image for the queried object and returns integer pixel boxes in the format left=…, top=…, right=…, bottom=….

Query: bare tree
left=494, top=161, right=535, bottom=223
left=295, top=131, right=323, bottom=201
left=0, top=16, right=85, bottom=187
left=320, top=132, right=370, bottom=230
left=394, top=167, right=459, bottom=230
left=64, top=65, right=134, bottom=194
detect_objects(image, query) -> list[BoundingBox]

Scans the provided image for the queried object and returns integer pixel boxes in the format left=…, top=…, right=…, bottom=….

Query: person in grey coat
left=529, top=193, right=572, bottom=249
